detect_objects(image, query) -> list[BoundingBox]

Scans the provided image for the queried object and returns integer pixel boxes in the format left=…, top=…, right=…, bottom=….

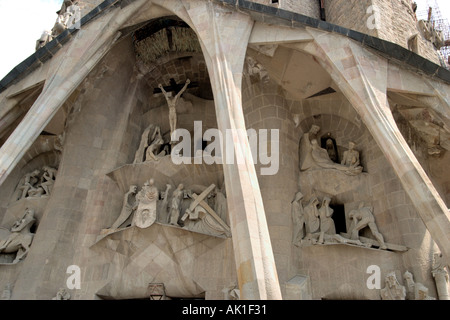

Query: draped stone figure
left=145, top=126, right=165, bottom=161
left=304, top=196, right=320, bottom=237
left=134, top=124, right=155, bottom=164
left=109, top=185, right=138, bottom=230
left=169, top=184, right=185, bottom=226
left=299, top=125, right=321, bottom=171
left=133, top=179, right=159, bottom=229
left=341, top=141, right=361, bottom=168
left=318, top=197, right=336, bottom=244
left=291, top=192, right=305, bottom=246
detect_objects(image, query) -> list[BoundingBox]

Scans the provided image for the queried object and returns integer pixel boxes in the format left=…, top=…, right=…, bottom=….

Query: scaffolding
left=417, top=0, right=450, bottom=68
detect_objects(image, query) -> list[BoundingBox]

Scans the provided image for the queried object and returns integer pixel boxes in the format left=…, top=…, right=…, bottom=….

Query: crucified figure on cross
left=158, top=79, right=191, bottom=142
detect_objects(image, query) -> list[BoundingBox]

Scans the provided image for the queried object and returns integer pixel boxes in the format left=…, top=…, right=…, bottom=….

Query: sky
left=0, top=0, right=449, bottom=81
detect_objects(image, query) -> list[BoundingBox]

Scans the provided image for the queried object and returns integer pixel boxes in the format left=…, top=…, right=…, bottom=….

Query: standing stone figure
left=169, top=184, right=185, bottom=226
left=134, top=124, right=155, bottom=164
left=303, top=196, right=320, bottom=241
left=158, top=79, right=190, bottom=142
left=432, top=252, right=449, bottom=300
left=341, top=141, right=361, bottom=168
left=109, top=185, right=138, bottom=230
left=380, top=272, right=406, bottom=300
left=325, top=138, right=338, bottom=163
left=41, top=166, right=58, bottom=196
left=299, top=125, right=321, bottom=171
left=348, top=203, right=387, bottom=250
left=318, top=197, right=336, bottom=244
left=133, top=179, right=159, bottom=229
left=291, top=192, right=305, bottom=246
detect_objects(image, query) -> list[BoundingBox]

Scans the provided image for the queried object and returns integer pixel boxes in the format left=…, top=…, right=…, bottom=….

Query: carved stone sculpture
left=341, top=142, right=361, bottom=168
left=134, top=124, right=154, bottom=164
left=325, top=138, right=338, bottom=163
left=158, top=79, right=190, bottom=142
left=41, top=166, right=58, bottom=196
left=318, top=197, right=336, bottom=244
left=380, top=272, right=406, bottom=300
left=168, top=184, right=185, bottom=226
left=52, top=288, right=71, bottom=300
left=300, top=125, right=362, bottom=175
left=415, top=283, right=436, bottom=300
left=291, top=192, right=305, bottom=246
left=182, top=185, right=231, bottom=237
left=35, top=30, right=53, bottom=51
left=310, top=139, right=363, bottom=175
left=303, top=196, right=320, bottom=242
left=109, top=185, right=138, bottom=230
left=299, top=125, right=321, bottom=171
left=348, top=203, right=387, bottom=249
left=0, top=208, right=36, bottom=263
left=133, top=179, right=159, bottom=229
left=145, top=126, right=164, bottom=161
left=432, top=253, right=449, bottom=300
left=15, top=170, right=41, bottom=200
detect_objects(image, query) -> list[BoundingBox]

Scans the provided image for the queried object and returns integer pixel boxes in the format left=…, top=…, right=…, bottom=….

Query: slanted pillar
left=0, top=0, right=147, bottom=186
left=301, top=31, right=450, bottom=264
left=177, top=0, right=282, bottom=300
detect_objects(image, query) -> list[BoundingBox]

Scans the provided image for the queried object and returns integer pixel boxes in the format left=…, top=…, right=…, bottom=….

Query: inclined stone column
left=171, top=0, right=283, bottom=299
left=300, top=30, right=450, bottom=264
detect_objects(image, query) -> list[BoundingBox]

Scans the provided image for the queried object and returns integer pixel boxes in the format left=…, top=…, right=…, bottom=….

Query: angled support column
left=0, top=0, right=147, bottom=186
left=177, top=1, right=282, bottom=300
left=301, top=31, right=450, bottom=264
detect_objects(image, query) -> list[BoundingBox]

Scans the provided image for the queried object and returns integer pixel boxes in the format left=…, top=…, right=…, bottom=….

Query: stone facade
left=0, top=0, right=448, bottom=300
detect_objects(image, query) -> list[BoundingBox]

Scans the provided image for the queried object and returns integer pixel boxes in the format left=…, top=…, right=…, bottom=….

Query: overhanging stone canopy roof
left=1, top=0, right=449, bottom=94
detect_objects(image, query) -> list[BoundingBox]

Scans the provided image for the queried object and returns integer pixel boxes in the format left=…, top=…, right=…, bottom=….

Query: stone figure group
left=292, top=193, right=349, bottom=246
left=292, top=191, right=387, bottom=249
left=51, top=0, right=80, bottom=37
left=381, top=271, right=436, bottom=300
left=13, top=166, right=58, bottom=201
left=134, top=124, right=171, bottom=163
left=299, top=125, right=363, bottom=175
left=106, top=179, right=230, bottom=238
left=0, top=208, right=36, bottom=264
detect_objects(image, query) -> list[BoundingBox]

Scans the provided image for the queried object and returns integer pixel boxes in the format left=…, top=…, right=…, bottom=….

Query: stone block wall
left=250, top=0, right=321, bottom=19
left=324, top=0, right=440, bottom=65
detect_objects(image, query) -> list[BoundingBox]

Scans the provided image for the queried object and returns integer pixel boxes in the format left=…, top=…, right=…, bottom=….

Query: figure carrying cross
left=158, top=79, right=191, bottom=142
